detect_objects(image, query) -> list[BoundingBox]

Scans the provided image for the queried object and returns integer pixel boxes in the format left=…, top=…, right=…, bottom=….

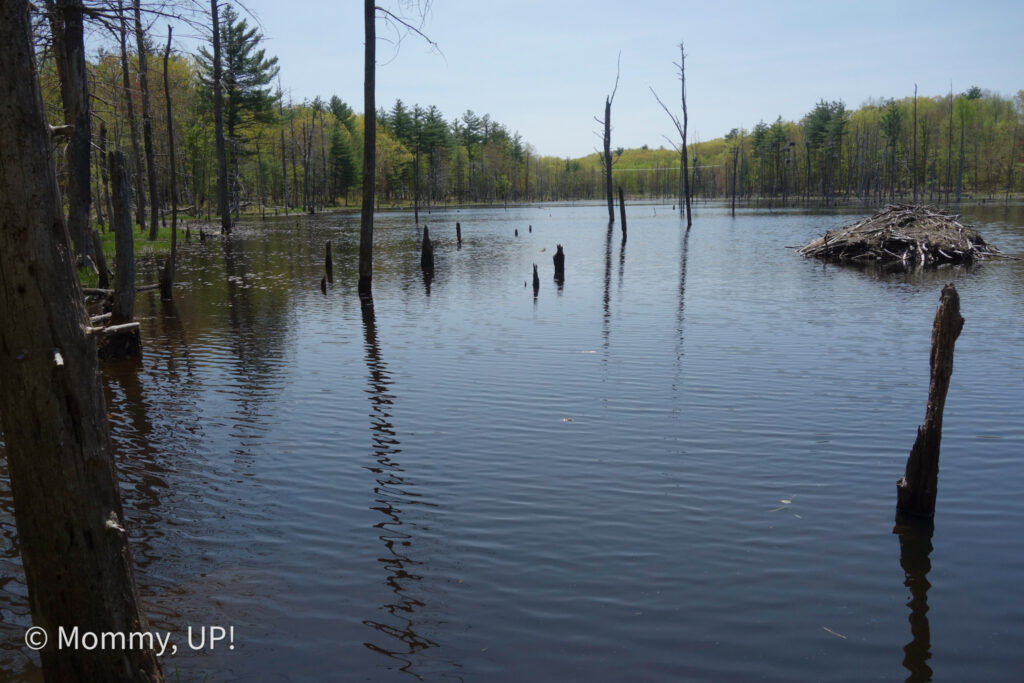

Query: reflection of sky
left=1, top=204, right=1023, bottom=680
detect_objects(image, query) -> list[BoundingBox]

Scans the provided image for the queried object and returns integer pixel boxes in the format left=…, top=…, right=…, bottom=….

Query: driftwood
left=799, top=204, right=998, bottom=266
left=896, top=284, right=964, bottom=522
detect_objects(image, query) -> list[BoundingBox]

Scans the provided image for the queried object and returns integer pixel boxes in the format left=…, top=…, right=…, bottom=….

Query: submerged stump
left=553, top=244, right=565, bottom=282
left=421, top=225, right=434, bottom=274
left=896, top=284, right=964, bottom=522
left=799, top=204, right=997, bottom=267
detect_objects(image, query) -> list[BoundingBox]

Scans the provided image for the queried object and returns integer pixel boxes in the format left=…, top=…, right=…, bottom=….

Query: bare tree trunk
left=280, top=128, right=289, bottom=212
left=134, top=0, right=159, bottom=240
left=358, top=0, right=376, bottom=294
left=896, top=284, right=964, bottom=522
left=99, top=121, right=114, bottom=233
left=0, top=5, right=163, bottom=678
left=211, top=0, right=230, bottom=234
left=945, top=85, right=953, bottom=204
left=160, top=26, right=178, bottom=300
left=47, top=0, right=94, bottom=259
left=117, top=0, right=145, bottom=233
left=913, top=84, right=918, bottom=204
left=680, top=43, right=692, bottom=229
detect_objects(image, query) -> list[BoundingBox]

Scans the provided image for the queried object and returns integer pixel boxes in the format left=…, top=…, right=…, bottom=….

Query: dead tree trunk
left=160, top=26, right=178, bottom=300
left=420, top=226, right=434, bottom=273
left=117, top=0, right=145, bottom=233
left=211, top=0, right=231, bottom=234
left=0, top=5, right=163, bottom=678
left=134, top=0, right=159, bottom=240
left=47, top=0, right=94, bottom=260
left=105, top=150, right=142, bottom=358
left=99, top=121, right=114, bottom=232
left=679, top=42, right=692, bottom=229
left=91, top=229, right=110, bottom=289
left=598, top=55, right=620, bottom=224
left=618, top=186, right=627, bottom=236
left=358, top=0, right=376, bottom=294
left=553, top=244, right=565, bottom=282
left=897, top=284, right=964, bottom=521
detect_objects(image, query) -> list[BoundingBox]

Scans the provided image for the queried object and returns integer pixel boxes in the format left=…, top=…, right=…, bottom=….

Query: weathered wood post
left=325, top=241, right=334, bottom=283
left=553, top=244, right=565, bottom=282
left=532, top=263, right=540, bottom=295
left=420, top=225, right=434, bottom=273
left=456, top=221, right=462, bottom=246
left=896, top=284, right=964, bottom=521
left=618, top=187, right=627, bottom=236
left=102, top=150, right=141, bottom=358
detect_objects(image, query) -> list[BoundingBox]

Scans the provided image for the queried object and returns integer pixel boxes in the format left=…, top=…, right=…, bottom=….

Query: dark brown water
left=2, top=202, right=1023, bottom=681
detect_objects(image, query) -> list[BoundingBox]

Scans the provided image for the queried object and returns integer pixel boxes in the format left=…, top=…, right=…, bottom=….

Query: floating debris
left=798, top=204, right=999, bottom=266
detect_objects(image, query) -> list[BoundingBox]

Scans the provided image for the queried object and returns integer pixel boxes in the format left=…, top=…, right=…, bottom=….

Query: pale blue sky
left=189, top=0, right=1022, bottom=157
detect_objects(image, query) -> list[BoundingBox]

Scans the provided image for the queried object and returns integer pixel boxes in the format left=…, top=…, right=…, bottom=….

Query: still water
left=2, top=202, right=1024, bottom=681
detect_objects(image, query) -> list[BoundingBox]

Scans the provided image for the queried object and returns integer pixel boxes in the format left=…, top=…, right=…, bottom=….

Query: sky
left=169, top=0, right=1022, bottom=158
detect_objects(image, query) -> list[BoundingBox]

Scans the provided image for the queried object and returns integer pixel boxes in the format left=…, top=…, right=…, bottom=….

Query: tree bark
left=118, top=0, right=146, bottom=233
left=896, top=284, right=964, bottom=521
left=134, top=0, right=160, bottom=240
left=680, top=43, right=692, bottom=229
left=47, top=0, right=94, bottom=259
left=160, top=26, right=178, bottom=300
left=618, top=186, right=627, bottom=235
left=0, top=4, right=163, bottom=678
left=358, top=0, right=376, bottom=294
left=603, top=95, right=614, bottom=223
left=211, top=0, right=231, bottom=234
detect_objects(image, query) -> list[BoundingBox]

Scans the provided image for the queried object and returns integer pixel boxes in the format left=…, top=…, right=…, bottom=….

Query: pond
left=2, top=201, right=1023, bottom=681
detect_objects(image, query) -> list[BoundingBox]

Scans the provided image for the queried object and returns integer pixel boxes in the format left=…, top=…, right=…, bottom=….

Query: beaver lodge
left=798, top=204, right=999, bottom=266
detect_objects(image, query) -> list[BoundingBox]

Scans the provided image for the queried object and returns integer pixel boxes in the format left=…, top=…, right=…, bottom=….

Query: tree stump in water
left=456, top=221, right=462, bottom=246
left=532, top=263, right=540, bottom=295
left=553, top=244, right=565, bottom=282
left=421, top=225, right=434, bottom=273
left=896, top=284, right=964, bottom=522
left=618, top=187, right=627, bottom=236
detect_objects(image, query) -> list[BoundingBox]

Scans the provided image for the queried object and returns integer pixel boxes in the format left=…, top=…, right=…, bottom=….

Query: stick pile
left=798, top=204, right=998, bottom=266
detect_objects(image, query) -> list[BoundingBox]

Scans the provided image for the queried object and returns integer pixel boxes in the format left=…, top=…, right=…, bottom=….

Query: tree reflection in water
left=895, top=520, right=934, bottom=682
left=359, top=293, right=439, bottom=677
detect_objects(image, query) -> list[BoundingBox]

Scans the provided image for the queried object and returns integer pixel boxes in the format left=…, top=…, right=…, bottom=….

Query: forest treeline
left=37, top=4, right=1023, bottom=226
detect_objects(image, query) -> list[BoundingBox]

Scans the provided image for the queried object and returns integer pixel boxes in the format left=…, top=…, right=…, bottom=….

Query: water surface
left=2, top=201, right=1023, bottom=681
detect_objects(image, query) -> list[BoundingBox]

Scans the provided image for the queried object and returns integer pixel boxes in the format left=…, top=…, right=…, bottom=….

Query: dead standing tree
left=43, top=0, right=95, bottom=261
left=896, top=284, right=964, bottom=522
left=595, top=54, right=620, bottom=224
left=358, top=0, right=437, bottom=295
left=651, top=42, right=692, bottom=229
left=0, top=2, right=164, bottom=679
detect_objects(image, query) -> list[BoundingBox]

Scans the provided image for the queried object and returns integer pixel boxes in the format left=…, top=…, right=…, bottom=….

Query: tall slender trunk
left=956, top=112, right=965, bottom=205
left=913, top=84, right=918, bottom=204
left=604, top=95, right=614, bottom=223
left=118, top=0, right=146, bottom=232
left=280, top=128, right=289, bottom=211
left=945, top=86, right=953, bottom=204
left=211, top=0, right=231, bottom=233
left=99, top=121, right=114, bottom=231
left=358, top=0, right=376, bottom=294
left=134, top=0, right=159, bottom=240
left=48, top=0, right=93, bottom=259
left=0, top=5, right=164, bottom=678
left=680, top=43, right=692, bottom=229
left=161, top=26, right=178, bottom=298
